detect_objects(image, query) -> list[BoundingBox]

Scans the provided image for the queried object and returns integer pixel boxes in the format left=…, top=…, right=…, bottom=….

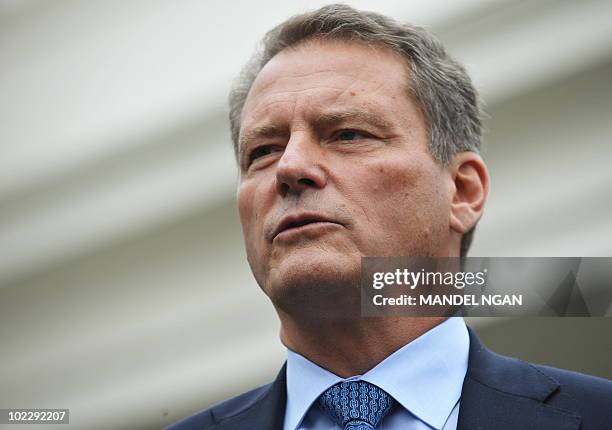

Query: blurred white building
left=1, top=1, right=611, bottom=429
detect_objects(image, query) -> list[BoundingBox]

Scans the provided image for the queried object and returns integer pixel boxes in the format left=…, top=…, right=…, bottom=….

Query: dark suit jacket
left=168, top=328, right=612, bottom=429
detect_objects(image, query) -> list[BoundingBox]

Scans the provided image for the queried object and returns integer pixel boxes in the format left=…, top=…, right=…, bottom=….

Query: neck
left=278, top=312, right=447, bottom=377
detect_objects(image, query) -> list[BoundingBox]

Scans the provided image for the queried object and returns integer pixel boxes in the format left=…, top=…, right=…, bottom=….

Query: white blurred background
left=1, top=0, right=611, bottom=429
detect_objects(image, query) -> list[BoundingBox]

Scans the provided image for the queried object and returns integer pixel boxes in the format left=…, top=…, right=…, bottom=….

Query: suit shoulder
left=535, top=363, right=612, bottom=400
left=534, top=363, right=612, bottom=426
left=165, top=383, right=272, bottom=430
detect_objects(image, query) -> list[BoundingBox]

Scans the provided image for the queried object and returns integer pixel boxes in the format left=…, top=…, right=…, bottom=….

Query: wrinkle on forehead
left=253, top=70, right=345, bottom=94
left=249, top=65, right=405, bottom=109
left=243, top=85, right=355, bottom=127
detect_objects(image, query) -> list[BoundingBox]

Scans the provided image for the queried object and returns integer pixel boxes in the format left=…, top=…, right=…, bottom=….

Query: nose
left=275, top=132, right=327, bottom=196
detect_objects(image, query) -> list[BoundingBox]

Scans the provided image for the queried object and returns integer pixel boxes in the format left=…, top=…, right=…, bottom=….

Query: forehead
left=240, top=39, right=413, bottom=131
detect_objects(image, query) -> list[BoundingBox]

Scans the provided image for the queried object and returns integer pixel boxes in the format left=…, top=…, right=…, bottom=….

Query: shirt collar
left=285, top=348, right=343, bottom=430
left=284, top=317, right=469, bottom=430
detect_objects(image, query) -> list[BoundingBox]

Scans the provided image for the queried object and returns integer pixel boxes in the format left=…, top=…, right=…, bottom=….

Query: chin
left=264, top=248, right=361, bottom=318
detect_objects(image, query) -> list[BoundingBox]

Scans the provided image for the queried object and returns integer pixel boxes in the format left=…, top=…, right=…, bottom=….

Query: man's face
left=236, top=40, right=453, bottom=304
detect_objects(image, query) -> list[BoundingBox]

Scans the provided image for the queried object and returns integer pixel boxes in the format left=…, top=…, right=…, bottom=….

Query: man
left=169, top=4, right=612, bottom=429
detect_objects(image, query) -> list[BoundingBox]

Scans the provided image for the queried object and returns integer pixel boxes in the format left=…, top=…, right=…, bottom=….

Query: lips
left=272, top=213, right=340, bottom=239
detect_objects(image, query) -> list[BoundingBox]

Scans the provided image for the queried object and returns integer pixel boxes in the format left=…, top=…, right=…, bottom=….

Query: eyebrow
left=313, top=109, right=394, bottom=131
left=239, top=124, right=288, bottom=155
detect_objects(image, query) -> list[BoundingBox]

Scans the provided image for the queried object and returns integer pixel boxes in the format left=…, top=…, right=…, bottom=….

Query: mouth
left=273, top=213, right=341, bottom=240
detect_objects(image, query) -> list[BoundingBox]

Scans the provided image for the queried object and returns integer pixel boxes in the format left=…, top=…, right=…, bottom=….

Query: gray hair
left=229, top=3, right=483, bottom=257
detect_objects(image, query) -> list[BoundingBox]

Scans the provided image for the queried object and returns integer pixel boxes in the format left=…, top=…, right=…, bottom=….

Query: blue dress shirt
left=283, top=317, right=470, bottom=430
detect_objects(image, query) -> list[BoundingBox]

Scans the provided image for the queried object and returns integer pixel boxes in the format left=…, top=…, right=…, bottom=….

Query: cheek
left=237, top=175, right=278, bottom=253
left=365, top=160, right=425, bottom=207
left=237, top=180, right=264, bottom=247
left=237, top=179, right=273, bottom=286
left=358, top=158, right=448, bottom=237
left=236, top=186, right=253, bottom=236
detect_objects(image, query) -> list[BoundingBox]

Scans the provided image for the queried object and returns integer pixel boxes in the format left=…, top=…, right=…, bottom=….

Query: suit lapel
left=458, top=328, right=581, bottom=430
left=216, top=364, right=287, bottom=430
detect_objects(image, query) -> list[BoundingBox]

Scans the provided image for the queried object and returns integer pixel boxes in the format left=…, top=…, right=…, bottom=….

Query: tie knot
left=317, top=380, right=395, bottom=430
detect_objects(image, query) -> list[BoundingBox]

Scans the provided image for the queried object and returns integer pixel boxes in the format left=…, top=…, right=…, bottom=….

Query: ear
left=448, top=152, right=489, bottom=235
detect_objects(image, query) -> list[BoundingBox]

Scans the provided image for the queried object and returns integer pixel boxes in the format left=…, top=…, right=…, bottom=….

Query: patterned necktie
left=317, top=380, right=396, bottom=430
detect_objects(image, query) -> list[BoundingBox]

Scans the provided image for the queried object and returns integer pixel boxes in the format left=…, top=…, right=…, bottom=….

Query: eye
left=334, top=130, right=369, bottom=141
left=249, top=145, right=281, bottom=164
